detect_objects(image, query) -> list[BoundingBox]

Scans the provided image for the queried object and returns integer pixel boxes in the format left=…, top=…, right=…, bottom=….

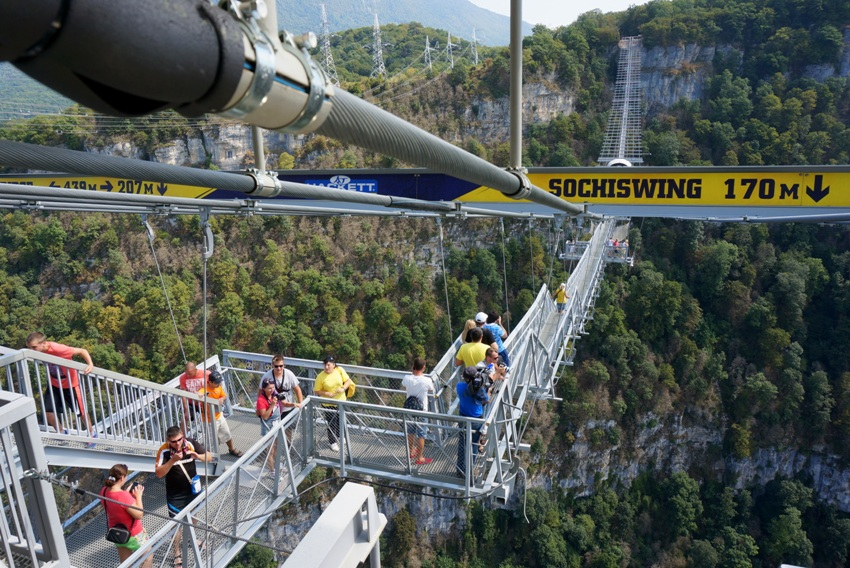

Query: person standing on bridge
left=553, top=283, right=569, bottom=314
left=100, top=463, right=152, bottom=567
left=26, top=332, right=97, bottom=442
left=198, top=370, right=243, bottom=458
left=456, top=366, right=490, bottom=478
left=178, top=361, right=208, bottom=433
left=455, top=327, right=488, bottom=368
left=485, top=312, right=510, bottom=367
left=402, top=357, right=435, bottom=465
left=474, top=312, right=499, bottom=351
left=260, top=355, right=303, bottom=421
left=461, top=319, right=477, bottom=342
left=155, top=426, right=213, bottom=566
left=256, top=377, right=281, bottom=474
left=314, top=355, right=353, bottom=452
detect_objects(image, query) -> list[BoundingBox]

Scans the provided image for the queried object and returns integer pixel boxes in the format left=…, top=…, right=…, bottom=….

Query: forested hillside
left=3, top=0, right=850, bottom=567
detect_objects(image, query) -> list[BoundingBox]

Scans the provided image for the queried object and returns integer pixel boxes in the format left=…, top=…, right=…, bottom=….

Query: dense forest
left=3, top=0, right=850, bottom=566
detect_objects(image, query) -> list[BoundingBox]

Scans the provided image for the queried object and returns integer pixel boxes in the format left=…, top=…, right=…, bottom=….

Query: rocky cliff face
left=641, top=44, right=734, bottom=113
left=86, top=122, right=303, bottom=171
left=545, top=412, right=850, bottom=512
left=640, top=31, right=850, bottom=113
left=464, top=81, right=577, bottom=143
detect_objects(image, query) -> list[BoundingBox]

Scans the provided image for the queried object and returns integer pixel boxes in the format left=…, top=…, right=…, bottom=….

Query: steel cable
left=317, top=90, right=586, bottom=215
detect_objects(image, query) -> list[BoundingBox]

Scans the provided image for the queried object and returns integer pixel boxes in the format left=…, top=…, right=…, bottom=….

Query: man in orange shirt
left=198, top=370, right=243, bottom=457
left=26, top=332, right=96, bottom=439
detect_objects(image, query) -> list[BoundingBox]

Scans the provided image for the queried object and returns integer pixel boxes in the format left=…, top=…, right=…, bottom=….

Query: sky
left=468, top=0, right=650, bottom=28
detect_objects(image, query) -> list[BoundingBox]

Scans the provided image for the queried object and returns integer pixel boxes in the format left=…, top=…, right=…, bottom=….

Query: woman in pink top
left=100, top=464, right=152, bottom=566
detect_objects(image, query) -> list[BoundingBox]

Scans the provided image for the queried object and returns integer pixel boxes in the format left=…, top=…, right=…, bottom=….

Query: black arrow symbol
left=100, top=180, right=113, bottom=191
left=806, top=174, right=830, bottom=203
left=156, top=182, right=167, bottom=196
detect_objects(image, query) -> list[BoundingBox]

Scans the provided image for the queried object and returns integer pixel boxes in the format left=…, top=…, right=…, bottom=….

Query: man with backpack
left=456, top=365, right=490, bottom=478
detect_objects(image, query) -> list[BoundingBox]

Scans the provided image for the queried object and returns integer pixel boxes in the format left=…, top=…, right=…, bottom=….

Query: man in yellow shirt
left=198, top=371, right=243, bottom=457
left=314, top=355, right=353, bottom=452
left=455, top=327, right=488, bottom=368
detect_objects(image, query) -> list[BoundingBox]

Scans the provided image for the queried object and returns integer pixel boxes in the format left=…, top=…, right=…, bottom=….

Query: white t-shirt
left=402, top=373, right=435, bottom=411
left=260, top=368, right=300, bottom=406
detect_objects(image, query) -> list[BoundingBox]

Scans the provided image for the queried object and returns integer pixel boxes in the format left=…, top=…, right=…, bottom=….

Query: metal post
left=251, top=126, right=266, bottom=172
left=339, top=404, right=347, bottom=477
left=509, top=0, right=523, bottom=169
left=465, top=421, right=472, bottom=496
left=281, top=421, right=299, bottom=501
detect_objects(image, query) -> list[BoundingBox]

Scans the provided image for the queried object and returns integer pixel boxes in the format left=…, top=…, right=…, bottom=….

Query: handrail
left=0, top=349, right=222, bottom=456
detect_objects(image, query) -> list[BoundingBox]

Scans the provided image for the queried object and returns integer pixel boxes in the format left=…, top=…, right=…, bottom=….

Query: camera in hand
left=129, top=482, right=140, bottom=492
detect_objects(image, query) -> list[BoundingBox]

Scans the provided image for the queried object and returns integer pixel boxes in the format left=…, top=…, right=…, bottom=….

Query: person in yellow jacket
left=553, top=282, right=569, bottom=314
left=314, top=355, right=353, bottom=452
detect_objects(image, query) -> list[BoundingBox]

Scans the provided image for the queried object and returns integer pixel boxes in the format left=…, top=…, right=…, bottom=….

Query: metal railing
left=123, top=411, right=310, bottom=568
left=0, top=348, right=222, bottom=466
left=219, top=352, right=445, bottom=419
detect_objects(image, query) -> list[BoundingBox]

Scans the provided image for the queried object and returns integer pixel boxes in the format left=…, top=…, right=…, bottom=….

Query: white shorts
left=214, top=416, right=232, bottom=445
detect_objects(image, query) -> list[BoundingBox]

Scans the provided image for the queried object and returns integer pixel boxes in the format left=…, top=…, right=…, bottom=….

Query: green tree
left=386, top=508, right=416, bottom=567
left=662, top=471, right=703, bottom=538
left=708, top=70, right=753, bottom=127
left=763, top=508, right=814, bottom=567
left=277, top=152, right=295, bottom=169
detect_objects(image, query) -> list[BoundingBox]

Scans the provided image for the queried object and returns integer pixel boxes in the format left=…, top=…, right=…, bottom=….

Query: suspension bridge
left=0, top=214, right=629, bottom=567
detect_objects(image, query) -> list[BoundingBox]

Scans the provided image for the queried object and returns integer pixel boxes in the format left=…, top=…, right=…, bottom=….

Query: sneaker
left=87, top=431, right=98, bottom=449
left=330, top=442, right=340, bottom=452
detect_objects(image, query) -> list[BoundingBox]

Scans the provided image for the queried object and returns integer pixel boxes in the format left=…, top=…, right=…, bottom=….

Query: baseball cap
left=462, top=366, right=478, bottom=380
left=474, top=312, right=488, bottom=323
left=208, top=370, right=224, bottom=384
left=323, top=355, right=336, bottom=364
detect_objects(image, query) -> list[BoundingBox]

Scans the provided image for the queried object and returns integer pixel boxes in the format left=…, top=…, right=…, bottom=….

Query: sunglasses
left=273, top=364, right=284, bottom=368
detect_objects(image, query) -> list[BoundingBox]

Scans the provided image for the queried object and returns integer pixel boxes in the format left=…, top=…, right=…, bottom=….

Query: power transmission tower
left=471, top=28, right=480, bottom=66
left=445, top=32, right=459, bottom=70
left=370, top=11, right=387, bottom=78
left=423, top=35, right=434, bottom=71
left=598, top=36, right=644, bottom=165
left=319, top=3, right=340, bottom=86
